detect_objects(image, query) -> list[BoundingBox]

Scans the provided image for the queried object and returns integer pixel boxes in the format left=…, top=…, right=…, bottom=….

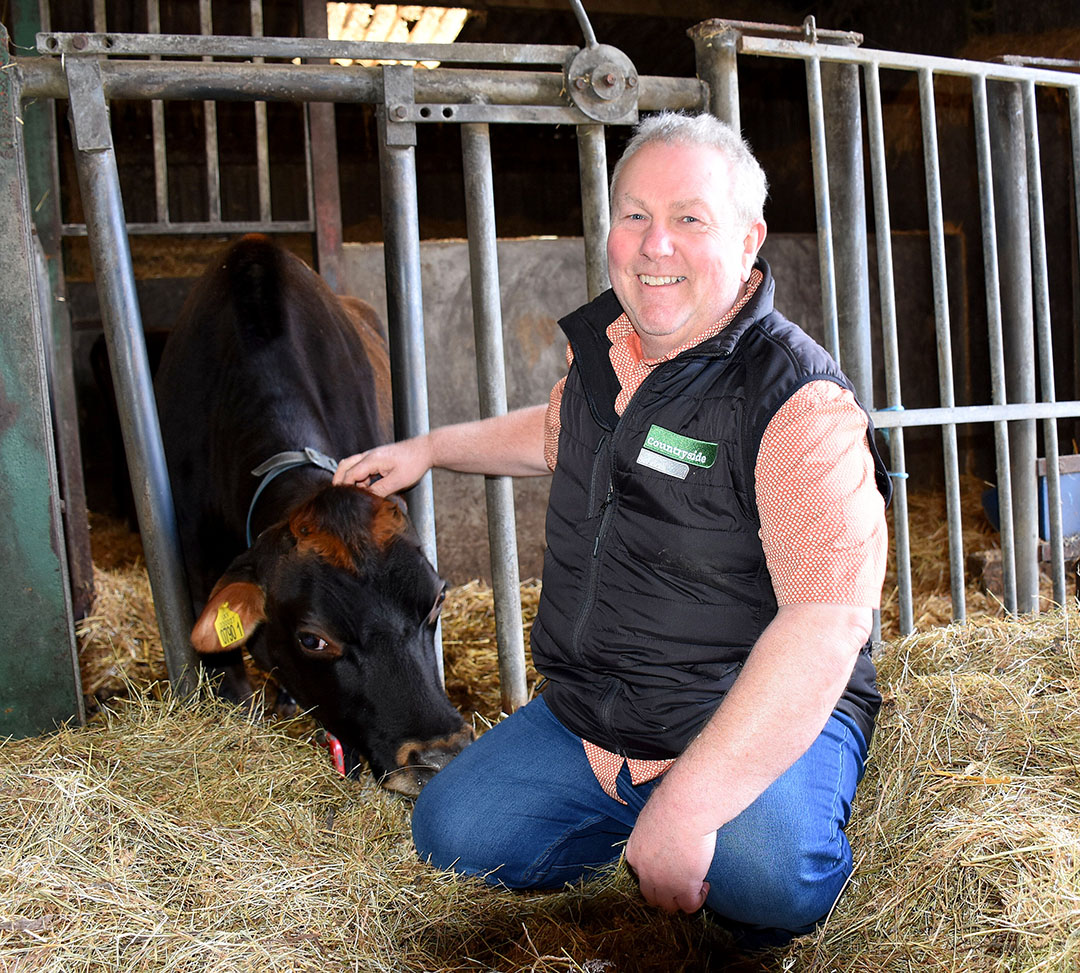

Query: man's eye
left=681, top=215, right=699, bottom=223
left=298, top=632, right=328, bottom=652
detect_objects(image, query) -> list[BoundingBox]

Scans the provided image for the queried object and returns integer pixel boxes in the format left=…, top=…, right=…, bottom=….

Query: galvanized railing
left=693, top=18, right=1080, bottom=635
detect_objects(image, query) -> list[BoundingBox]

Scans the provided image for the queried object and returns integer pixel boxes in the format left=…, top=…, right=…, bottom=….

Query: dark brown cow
left=154, top=235, right=471, bottom=796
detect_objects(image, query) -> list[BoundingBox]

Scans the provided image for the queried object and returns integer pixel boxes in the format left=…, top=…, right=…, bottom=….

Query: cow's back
left=155, top=236, right=390, bottom=605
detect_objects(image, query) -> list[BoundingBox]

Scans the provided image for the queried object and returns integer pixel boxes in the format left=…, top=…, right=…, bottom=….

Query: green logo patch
left=642, top=425, right=717, bottom=469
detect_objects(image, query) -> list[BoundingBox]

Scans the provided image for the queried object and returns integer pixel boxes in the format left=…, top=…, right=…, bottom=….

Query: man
left=334, top=111, right=890, bottom=944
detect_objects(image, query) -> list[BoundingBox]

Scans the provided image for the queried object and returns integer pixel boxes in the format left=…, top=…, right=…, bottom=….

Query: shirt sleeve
left=754, top=380, right=888, bottom=607
left=543, top=343, right=574, bottom=472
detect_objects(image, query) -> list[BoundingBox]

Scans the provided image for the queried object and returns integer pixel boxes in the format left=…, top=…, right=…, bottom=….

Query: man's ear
left=191, top=555, right=267, bottom=655
left=741, top=218, right=768, bottom=280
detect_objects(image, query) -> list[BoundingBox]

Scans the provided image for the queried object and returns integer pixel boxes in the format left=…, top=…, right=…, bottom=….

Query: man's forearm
left=650, top=603, right=871, bottom=834
left=428, top=403, right=550, bottom=477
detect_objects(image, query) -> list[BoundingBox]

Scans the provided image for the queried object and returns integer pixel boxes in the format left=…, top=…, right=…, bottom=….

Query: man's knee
left=706, top=819, right=853, bottom=933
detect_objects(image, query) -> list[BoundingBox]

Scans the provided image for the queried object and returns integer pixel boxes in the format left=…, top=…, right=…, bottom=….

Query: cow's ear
left=191, top=579, right=267, bottom=655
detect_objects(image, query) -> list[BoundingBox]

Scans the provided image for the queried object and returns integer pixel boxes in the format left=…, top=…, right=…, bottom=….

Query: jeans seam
left=519, top=810, right=622, bottom=887
left=828, top=718, right=851, bottom=865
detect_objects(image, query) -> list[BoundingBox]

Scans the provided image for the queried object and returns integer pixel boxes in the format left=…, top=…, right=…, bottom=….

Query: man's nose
left=640, top=222, right=675, bottom=259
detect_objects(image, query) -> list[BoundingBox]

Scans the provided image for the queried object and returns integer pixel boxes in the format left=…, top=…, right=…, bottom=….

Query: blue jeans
left=412, top=695, right=867, bottom=942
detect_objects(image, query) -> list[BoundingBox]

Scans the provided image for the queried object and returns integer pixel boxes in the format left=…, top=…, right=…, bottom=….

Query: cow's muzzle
left=381, top=725, right=474, bottom=797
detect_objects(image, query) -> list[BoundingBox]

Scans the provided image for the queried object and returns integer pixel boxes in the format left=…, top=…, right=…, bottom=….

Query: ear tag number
left=214, top=602, right=245, bottom=648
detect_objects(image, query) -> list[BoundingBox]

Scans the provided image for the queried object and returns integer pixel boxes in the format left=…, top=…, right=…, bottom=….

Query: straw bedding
left=2, top=488, right=1078, bottom=971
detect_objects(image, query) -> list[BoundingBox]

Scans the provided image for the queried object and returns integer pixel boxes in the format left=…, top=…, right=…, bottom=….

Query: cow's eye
left=298, top=632, right=329, bottom=653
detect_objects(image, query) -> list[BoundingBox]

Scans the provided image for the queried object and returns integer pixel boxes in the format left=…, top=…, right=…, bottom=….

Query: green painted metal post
left=0, top=21, right=85, bottom=737
left=11, top=0, right=95, bottom=621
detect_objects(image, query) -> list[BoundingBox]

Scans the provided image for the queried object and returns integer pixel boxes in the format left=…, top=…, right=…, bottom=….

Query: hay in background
left=805, top=612, right=1080, bottom=971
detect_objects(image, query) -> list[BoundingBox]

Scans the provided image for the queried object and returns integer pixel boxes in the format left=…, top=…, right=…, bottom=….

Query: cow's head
left=191, top=485, right=472, bottom=796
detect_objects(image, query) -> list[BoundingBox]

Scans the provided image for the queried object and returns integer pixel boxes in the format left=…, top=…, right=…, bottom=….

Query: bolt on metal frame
left=692, top=18, right=1080, bottom=634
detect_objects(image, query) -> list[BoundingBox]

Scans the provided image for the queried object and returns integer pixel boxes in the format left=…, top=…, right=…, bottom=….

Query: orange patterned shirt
left=543, top=271, right=888, bottom=802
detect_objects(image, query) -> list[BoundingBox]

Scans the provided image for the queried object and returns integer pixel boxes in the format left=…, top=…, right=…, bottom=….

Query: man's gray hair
left=610, top=111, right=768, bottom=229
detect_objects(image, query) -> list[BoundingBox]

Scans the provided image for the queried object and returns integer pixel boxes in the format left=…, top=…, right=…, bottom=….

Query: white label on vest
left=636, top=446, right=689, bottom=479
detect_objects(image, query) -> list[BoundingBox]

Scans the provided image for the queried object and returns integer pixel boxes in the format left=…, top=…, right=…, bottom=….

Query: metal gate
left=2, top=6, right=1079, bottom=737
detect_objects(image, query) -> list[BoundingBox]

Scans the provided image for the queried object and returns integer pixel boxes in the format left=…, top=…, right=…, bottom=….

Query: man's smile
left=638, top=274, right=687, bottom=286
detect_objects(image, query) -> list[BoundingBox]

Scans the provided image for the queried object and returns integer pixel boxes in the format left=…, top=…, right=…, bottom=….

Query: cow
left=154, top=234, right=471, bottom=796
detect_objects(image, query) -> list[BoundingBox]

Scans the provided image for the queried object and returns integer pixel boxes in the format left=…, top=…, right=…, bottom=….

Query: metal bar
left=822, top=56, right=872, bottom=405
left=37, top=32, right=581, bottom=65
left=735, top=33, right=1080, bottom=90
left=13, top=0, right=95, bottom=621
left=0, top=23, right=83, bottom=737
left=250, top=0, right=272, bottom=224
left=200, top=0, right=222, bottom=223
left=147, top=0, right=169, bottom=222
left=690, top=23, right=740, bottom=130
left=17, top=59, right=707, bottom=115
left=805, top=55, right=840, bottom=364
left=989, top=79, right=1039, bottom=613
left=872, top=401, right=1080, bottom=428
left=919, top=67, right=966, bottom=622
left=972, top=75, right=1018, bottom=614
left=460, top=123, right=528, bottom=715
left=1023, top=79, right=1067, bottom=608
left=863, top=61, right=913, bottom=636
left=1072, top=88, right=1080, bottom=456
left=62, top=219, right=313, bottom=235
left=377, top=69, right=439, bottom=647
left=301, top=0, right=344, bottom=293
left=576, top=124, right=610, bottom=300
left=63, top=56, right=198, bottom=695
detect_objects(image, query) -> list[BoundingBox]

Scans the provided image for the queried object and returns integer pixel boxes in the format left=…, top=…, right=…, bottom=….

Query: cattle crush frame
left=2, top=2, right=1080, bottom=740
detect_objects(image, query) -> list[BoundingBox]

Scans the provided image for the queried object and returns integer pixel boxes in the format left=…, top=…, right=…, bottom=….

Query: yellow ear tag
left=214, top=602, right=245, bottom=648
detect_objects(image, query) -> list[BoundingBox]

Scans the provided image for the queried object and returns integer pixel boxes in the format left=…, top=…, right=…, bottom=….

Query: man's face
left=607, top=140, right=766, bottom=360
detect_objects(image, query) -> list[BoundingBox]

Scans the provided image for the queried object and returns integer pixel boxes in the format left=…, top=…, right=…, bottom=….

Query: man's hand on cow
left=333, top=438, right=432, bottom=496
left=625, top=784, right=715, bottom=915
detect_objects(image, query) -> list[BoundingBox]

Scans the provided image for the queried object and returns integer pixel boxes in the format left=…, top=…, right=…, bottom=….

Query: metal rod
left=251, top=0, right=272, bottom=223
left=864, top=61, right=913, bottom=636
left=690, top=24, right=740, bottom=130
left=147, top=0, right=169, bottom=223
left=1071, top=88, right=1080, bottom=460
left=576, top=124, right=610, bottom=300
left=17, top=59, right=707, bottom=115
left=301, top=0, right=344, bottom=293
left=872, top=401, right=1080, bottom=428
left=567, top=0, right=598, bottom=49
left=734, top=33, right=1080, bottom=90
left=919, top=67, right=966, bottom=623
left=200, top=0, right=221, bottom=223
left=460, top=123, right=528, bottom=715
left=972, top=74, right=1018, bottom=614
left=376, top=71, right=438, bottom=575
left=1023, top=79, right=1066, bottom=608
left=805, top=56, right=840, bottom=364
left=822, top=57, right=872, bottom=405
left=64, top=56, right=197, bottom=695
left=989, top=78, right=1039, bottom=613
left=38, top=32, right=581, bottom=65
left=62, top=219, right=313, bottom=235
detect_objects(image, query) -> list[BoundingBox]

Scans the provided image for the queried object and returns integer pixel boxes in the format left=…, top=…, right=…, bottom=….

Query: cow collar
left=246, top=447, right=339, bottom=547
